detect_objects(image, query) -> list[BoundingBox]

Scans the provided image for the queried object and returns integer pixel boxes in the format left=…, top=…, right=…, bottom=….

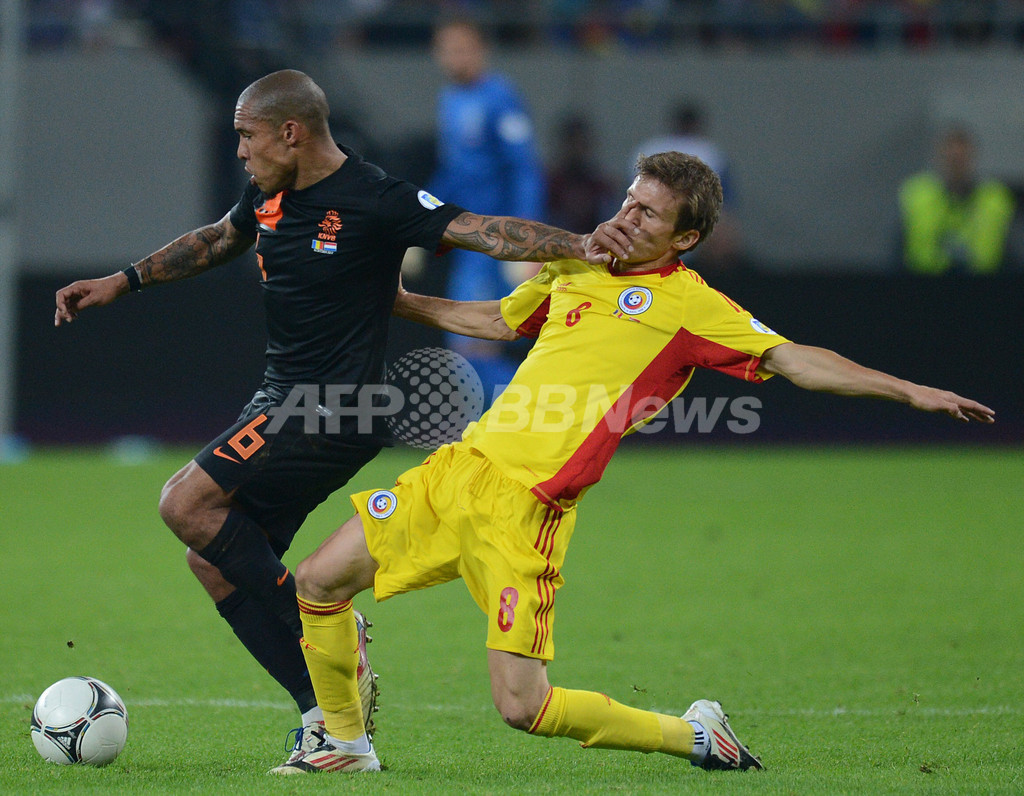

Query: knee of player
left=293, top=558, right=313, bottom=595
left=294, top=556, right=336, bottom=602
left=492, top=691, right=541, bottom=732
left=157, top=478, right=190, bottom=531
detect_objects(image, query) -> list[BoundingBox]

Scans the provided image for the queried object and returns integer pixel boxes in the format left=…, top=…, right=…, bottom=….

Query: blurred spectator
left=27, top=0, right=75, bottom=47
left=295, top=0, right=389, bottom=49
left=26, top=0, right=118, bottom=48
left=22, top=1, right=1024, bottom=53
left=231, top=0, right=284, bottom=53
left=78, top=0, right=117, bottom=48
left=546, top=114, right=618, bottom=234
left=616, top=0, right=672, bottom=48
left=630, top=100, right=743, bottom=271
left=898, top=126, right=1016, bottom=274
left=428, top=18, right=545, bottom=404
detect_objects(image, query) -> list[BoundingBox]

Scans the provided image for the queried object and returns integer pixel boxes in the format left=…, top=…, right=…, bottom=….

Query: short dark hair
left=237, top=70, right=331, bottom=136
left=634, top=151, right=722, bottom=245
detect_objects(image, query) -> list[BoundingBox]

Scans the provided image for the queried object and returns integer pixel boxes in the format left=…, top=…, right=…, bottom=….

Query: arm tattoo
left=443, top=212, right=583, bottom=262
left=135, top=219, right=253, bottom=287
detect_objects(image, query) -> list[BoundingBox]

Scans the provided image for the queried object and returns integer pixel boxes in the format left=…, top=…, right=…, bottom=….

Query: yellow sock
left=529, top=686, right=695, bottom=758
left=297, top=597, right=365, bottom=742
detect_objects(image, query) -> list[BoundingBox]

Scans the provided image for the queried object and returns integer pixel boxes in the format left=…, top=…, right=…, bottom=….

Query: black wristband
left=122, top=264, right=142, bottom=292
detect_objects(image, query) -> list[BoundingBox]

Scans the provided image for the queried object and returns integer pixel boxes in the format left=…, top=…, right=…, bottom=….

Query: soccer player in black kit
left=54, top=69, right=629, bottom=774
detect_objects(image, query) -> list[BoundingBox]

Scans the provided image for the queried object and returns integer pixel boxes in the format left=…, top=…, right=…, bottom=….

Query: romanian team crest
left=417, top=190, right=445, bottom=210
left=367, top=490, right=398, bottom=519
left=617, top=287, right=654, bottom=316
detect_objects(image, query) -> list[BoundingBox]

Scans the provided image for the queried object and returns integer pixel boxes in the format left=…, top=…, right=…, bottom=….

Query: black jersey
left=229, top=146, right=464, bottom=398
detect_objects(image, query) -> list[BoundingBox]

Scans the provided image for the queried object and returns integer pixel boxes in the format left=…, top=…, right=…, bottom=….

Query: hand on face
left=607, top=178, right=700, bottom=269
left=582, top=201, right=639, bottom=265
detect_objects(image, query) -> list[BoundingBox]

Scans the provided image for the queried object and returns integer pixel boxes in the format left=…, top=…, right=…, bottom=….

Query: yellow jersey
left=461, top=259, right=791, bottom=508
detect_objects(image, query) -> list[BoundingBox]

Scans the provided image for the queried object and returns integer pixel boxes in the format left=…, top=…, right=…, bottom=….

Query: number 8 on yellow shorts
left=351, top=443, right=577, bottom=661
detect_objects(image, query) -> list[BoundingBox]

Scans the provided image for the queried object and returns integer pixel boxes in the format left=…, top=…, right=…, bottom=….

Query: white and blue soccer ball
left=31, top=676, right=128, bottom=766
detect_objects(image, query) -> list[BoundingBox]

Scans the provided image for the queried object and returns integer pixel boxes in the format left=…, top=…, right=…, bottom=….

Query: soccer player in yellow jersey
left=277, top=152, right=994, bottom=774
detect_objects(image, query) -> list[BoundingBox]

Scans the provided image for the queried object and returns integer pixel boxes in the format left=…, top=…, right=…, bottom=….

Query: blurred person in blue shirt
left=430, top=18, right=545, bottom=405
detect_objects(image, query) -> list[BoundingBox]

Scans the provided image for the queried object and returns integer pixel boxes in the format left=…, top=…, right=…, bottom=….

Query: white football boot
left=682, top=699, right=763, bottom=771
left=269, top=724, right=380, bottom=774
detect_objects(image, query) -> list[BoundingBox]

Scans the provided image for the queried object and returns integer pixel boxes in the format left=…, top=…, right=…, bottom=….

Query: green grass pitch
left=1, top=445, right=1022, bottom=794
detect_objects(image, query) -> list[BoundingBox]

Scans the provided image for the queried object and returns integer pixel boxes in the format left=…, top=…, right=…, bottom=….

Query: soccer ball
left=30, top=676, right=128, bottom=766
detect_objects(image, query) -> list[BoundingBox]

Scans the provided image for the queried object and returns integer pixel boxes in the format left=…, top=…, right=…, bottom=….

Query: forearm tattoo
left=445, top=213, right=583, bottom=262
left=135, top=222, right=250, bottom=286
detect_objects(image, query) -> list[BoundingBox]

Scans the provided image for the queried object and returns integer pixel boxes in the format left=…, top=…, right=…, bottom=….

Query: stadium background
left=1, top=0, right=1022, bottom=447
left=2, top=9, right=1021, bottom=791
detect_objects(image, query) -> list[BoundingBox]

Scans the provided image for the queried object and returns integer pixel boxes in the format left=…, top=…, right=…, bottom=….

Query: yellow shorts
left=351, top=443, right=576, bottom=660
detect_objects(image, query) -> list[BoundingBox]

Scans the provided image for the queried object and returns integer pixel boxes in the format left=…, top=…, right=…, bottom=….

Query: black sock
left=196, top=509, right=303, bottom=639
left=215, top=589, right=317, bottom=713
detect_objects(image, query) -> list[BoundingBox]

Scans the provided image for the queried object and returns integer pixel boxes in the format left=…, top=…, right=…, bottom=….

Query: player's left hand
left=909, top=385, right=995, bottom=423
left=54, top=273, right=127, bottom=327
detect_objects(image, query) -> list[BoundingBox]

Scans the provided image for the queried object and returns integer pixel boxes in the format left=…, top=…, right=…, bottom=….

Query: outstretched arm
left=393, top=282, right=518, bottom=342
left=55, top=213, right=254, bottom=326
left=760, top=342, right=995, bottom=423
left=441, top=211, right=634, bottom=265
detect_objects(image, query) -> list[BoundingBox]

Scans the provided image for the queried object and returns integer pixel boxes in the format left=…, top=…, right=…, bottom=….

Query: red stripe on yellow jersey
left=463, top=258, right=790, bottom=507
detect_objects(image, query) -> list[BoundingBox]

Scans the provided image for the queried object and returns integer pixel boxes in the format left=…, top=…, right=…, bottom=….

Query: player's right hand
left=54, top=273, right=127, bottom=327
left=582, top=201, right=639, bottom=265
